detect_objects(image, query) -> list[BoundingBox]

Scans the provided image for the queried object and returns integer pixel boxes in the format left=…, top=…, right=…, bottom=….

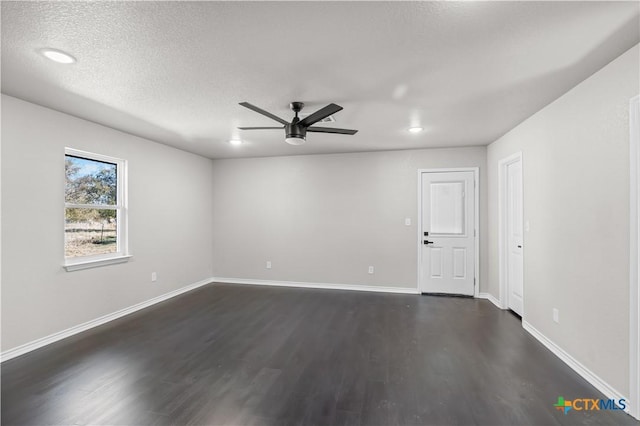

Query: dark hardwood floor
left=2, top=283, right=637, bottom=425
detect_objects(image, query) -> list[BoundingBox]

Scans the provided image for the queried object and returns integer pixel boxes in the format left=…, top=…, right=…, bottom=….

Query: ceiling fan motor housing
left=285, top=123, right=306, bottom=145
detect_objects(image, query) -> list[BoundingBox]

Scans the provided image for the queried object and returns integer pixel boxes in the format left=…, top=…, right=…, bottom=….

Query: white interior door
left=420, top=171, right=475, bottom=296
left=507, top=160, right=524, bottom=315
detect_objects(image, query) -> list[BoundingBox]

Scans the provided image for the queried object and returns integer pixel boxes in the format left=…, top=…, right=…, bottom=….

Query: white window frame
left=63, top=148, right=130, bottom=271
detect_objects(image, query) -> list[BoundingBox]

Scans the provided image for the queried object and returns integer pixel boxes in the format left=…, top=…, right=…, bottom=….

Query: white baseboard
left=1, top=277, right=213, bottom=363
left=522, top=320, right=629, bottom=413
left=477, top=292, right=502, bottom=308
left=212, top=277, right=420, bottom=295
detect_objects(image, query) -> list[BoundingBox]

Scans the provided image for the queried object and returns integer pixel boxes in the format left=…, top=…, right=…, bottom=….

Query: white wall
left=487, top=44, right=639, bottom=396
left=1, top=95, right=213, bottom=351
left=211, top=147, right=487, bottom=291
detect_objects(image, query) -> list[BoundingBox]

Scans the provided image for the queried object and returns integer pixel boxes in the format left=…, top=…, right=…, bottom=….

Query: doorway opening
left=629, top=94, right=639, bottom=419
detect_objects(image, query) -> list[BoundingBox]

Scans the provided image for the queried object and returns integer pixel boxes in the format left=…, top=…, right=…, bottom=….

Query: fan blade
left=238, top=127, right=284, bottom=130
left=307, top=126, right=358, bottom=135
left=239, top=102, right=289, bottom=125
left=298, top=103, right=343, bottom=127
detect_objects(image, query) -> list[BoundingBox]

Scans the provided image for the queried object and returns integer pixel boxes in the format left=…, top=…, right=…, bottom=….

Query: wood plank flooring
left=2, top=283, right=637, bottom=425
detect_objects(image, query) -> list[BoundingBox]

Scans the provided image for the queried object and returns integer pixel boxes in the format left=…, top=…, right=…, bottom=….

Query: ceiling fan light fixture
left=39, top=48, right=76, bottom=64
left=238, top=101, right=357, bottom=145
left=285, top=136, right=306, bottom=145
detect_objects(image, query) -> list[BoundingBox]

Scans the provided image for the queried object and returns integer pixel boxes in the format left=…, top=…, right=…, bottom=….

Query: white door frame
left=498, top=152, right=523, bottom=312
left=417, top=167, right=480, bottom=296
left=629, top=94, right=640, bottom=420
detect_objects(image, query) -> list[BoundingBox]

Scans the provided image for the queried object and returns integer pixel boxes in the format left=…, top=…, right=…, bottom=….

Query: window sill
left=63, top=255, right=132, bottom=272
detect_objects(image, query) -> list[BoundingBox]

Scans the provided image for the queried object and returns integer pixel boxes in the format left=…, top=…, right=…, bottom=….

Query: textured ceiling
left=2, top=1, right=639, bottom=159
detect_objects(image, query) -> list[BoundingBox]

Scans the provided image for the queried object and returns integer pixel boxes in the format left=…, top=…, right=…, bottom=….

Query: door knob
left=424, top=240, right=434, bottom=245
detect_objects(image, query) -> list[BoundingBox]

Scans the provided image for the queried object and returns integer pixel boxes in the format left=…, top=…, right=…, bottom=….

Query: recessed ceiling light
left=229, top=139, right=243, bottom=146
left=408, top=127, right=424, bottom=133
left=40, top=48, right=76, bottom=64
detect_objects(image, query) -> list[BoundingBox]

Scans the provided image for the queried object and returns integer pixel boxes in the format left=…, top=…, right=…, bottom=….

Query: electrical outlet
left=151, top=272, right=157, bottom=282
left=266, top=261, right=272, bottom=269
left=368, top=266, right=374, bottom=274
left=405, top=218, right=411, bottom=226
left=553, top=308, right=559, bottom=323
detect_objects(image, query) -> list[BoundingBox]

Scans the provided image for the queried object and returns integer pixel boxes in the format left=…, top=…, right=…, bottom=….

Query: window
left=64, top=148, right=129, bottom=271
